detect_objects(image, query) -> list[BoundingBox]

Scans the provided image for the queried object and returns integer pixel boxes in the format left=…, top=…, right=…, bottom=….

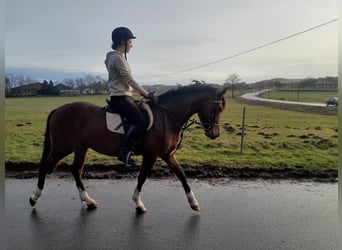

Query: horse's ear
left=218, top=87, right=228, bottom=98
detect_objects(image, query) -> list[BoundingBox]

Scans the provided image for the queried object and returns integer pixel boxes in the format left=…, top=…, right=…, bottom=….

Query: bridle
left=147, top=98, right=223, bottom=133
left=147, top=97, right=224, bottom=154
left=199, top=100, right=223, bottom=134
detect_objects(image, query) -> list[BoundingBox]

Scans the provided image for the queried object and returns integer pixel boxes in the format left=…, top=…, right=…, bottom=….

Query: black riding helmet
left=111, top=27, right=136, bottom=50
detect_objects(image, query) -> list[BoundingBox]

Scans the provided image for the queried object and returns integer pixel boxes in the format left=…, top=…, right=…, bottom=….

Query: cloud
left=5, top=0, right=338, bottom=84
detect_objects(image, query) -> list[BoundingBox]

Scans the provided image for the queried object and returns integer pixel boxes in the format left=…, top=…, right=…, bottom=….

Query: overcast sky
left=5, top=0, right=338, bottom=85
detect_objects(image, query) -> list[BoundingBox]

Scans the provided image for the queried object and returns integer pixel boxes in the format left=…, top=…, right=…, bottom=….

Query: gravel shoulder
left=5, top=161, right=337, bottom=183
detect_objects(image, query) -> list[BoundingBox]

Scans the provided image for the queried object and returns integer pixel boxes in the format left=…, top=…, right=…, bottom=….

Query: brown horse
left=30, top=84, right=227, bottom=213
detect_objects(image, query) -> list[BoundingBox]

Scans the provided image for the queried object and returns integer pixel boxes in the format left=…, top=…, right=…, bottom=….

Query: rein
left=146, top=98, right=222, bottom=130
left=146, top=99, right=196, bottom=153
left=175, top=119, right=196, bottom=153
left=175, top=116, right=222, bottom=153
left=145, top=95, right=223, bottom=155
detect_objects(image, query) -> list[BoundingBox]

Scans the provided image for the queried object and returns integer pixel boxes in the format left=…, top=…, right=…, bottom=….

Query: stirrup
left=126, top=151, right=137, bottom=167
left=119, top=150, right=137, bottom=167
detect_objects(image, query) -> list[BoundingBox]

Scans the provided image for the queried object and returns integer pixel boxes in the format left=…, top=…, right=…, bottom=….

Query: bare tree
left=84, top=74, right=95, bottom=84
left=84, top=75, right=96, bottom=94
left=5, top=76, right=12, bottom=96
left=225, top=74, right=241, bottom=98
left=63, top=78, right=75, bottom=89
left=75, top=77, right=86, bottom=94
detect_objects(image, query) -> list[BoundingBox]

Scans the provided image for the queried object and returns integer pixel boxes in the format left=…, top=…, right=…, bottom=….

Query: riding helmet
left=111, top=27, right=136, bottom=45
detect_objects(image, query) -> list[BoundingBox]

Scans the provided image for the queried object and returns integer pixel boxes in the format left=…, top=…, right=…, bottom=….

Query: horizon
left=6, top=73, right=338, bottom=88
left=5, top=66, right=338, bottom=85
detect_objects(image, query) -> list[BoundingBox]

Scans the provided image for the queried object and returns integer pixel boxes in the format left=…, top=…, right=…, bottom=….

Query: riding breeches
left=110, top=95, right=148, bottom=131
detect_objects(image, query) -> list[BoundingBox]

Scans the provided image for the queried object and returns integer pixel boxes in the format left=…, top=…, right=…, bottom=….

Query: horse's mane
left=159, top=83, right=218, bottom=102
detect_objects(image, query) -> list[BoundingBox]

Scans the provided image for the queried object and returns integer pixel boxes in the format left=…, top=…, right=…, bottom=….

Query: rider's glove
left=146, top=92, right=159, bottom=104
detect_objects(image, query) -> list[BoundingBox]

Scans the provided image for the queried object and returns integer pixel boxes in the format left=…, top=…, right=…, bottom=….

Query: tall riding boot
left=118, top=126, right=143, bottom=167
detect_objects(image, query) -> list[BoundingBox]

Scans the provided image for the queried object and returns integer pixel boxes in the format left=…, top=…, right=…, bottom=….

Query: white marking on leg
left=186, top=191, right=200, bottom=211
left=30, top=186, right=43, bottom=204
left=78, top=187, right=98, bottom=208
left=132, top=187, right=146, bottom=212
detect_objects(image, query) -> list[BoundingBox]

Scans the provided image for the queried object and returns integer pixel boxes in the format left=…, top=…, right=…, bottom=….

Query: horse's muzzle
left=205, top=129, right=220, bottom=140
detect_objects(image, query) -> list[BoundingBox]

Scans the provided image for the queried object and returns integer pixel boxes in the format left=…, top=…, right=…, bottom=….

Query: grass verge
left=5, top=95, right=338, bottom=171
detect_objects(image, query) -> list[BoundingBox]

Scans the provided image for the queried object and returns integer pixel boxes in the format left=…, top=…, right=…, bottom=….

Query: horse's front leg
left=133, top=155, right=156, bottom=213
left=163, top=154, right=200, bottom=212
left=132, top=186, right=146, bottom=214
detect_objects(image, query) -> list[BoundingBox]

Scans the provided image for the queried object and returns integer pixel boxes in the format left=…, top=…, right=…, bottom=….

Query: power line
left=159, top=18, right=338, bottom=78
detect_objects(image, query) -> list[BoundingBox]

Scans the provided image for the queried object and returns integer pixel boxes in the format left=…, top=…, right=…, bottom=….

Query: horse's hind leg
left=30, top=157, right=60, bottom=207
left=71, top=146, right=98, bottom=209
left=163, top=154, right=200, bottom=212
left=30, top=164, right=47, bottom=206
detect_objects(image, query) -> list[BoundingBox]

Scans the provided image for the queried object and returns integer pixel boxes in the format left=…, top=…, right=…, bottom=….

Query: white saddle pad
left=105, top=104, right=153, bottom=134
left=106, top=112, right=125, bottom=134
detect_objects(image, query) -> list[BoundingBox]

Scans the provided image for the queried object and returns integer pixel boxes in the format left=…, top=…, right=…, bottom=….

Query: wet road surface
left=5, top=178, right=337, bottom=250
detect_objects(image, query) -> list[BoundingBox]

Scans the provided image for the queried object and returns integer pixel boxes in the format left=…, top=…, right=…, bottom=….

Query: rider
left=105, top=27, right=152, bottom=166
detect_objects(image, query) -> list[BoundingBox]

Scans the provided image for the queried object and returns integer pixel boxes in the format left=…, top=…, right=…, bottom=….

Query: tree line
left=5, top=74, right=108, bottom=97
left=5, top=72, right=337, bottom=97
left=222, top=74, right=338, bottom=97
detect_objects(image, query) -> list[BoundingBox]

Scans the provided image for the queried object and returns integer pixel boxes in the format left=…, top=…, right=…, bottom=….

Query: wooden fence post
left=240, top=106, right=246, bottom=154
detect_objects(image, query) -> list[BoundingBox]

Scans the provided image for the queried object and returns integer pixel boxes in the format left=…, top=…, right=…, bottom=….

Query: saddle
left=104, top=99, right=153, bottom=134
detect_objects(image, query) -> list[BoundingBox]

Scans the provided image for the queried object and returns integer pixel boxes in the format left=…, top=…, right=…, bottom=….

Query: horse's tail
left=40, top=109, right=57, bottom=165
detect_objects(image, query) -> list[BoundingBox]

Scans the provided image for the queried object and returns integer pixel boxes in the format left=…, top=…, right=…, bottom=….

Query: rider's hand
left=147, top=92, right=159, bottom=104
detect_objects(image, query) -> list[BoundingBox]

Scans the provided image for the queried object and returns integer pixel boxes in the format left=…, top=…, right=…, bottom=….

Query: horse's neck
left=163, top=93, right=206, bottom=130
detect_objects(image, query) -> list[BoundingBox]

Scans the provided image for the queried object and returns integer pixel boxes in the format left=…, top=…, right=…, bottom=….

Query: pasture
left=5, top=94, right=338, bottom=171
left=259, top=90, right=337, bottom=103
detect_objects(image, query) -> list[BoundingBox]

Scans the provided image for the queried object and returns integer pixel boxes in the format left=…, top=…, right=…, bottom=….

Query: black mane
left=159, top=83, right=218, bottom=102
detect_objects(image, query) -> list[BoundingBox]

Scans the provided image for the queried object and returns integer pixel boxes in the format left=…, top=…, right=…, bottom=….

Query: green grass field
left=5, top=94, right=338, bottom=170
left=259, top=90, right=337, bottom=103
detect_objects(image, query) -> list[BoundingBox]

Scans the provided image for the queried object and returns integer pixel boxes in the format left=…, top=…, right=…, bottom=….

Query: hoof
left=136, top=206, right=147, bottom=214
left=87, top=203, right=99, bottom=210
left=191, top=204, right=200, bottom=212
left=29, top=197, right=37, bottom=207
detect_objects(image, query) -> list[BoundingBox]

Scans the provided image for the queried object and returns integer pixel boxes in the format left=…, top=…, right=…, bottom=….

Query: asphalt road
left=241, top=89, right=327, bottom=107
left=5, top=178, right=337, bottom=250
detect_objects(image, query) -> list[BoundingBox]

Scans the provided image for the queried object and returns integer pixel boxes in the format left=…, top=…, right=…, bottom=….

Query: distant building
left=59, top=89, right=81, bottom=96
left=8, top=82, right=72, bottom=96
left=10, top=82, right=42, bottom=96
left=54, top=84, right=76, bottom=95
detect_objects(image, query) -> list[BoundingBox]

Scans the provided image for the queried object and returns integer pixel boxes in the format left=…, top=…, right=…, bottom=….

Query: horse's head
left=197, top=87, right=227, bottom=139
